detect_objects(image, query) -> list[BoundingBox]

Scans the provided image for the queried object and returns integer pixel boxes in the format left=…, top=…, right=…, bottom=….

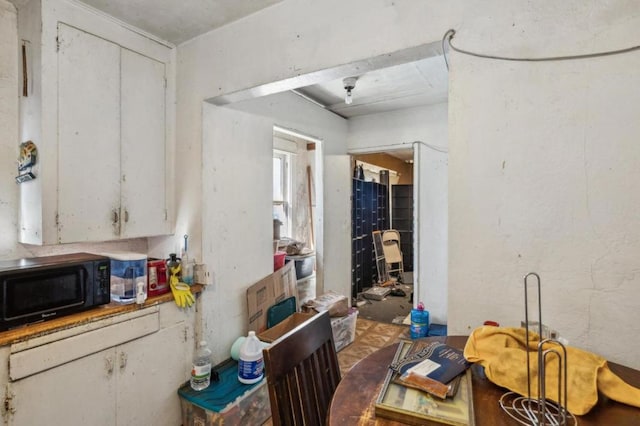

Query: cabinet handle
left=112, top=208, right=121, bottom=235
left=119, top=351, right=128, bottom=370
left=105, top=356, right=114, bottom=375
left=124, top=209, right=129, bottom=223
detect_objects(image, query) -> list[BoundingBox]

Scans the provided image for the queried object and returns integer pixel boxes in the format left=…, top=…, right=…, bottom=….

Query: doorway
left=272, top=126, right=322, bottom=306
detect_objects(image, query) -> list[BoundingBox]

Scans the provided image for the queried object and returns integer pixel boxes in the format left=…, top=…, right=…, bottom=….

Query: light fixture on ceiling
left=343, top=77, right=358, bottom=105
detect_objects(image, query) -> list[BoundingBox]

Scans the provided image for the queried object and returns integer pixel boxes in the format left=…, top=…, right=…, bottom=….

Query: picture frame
left=375, top=340, right=475, bottom=426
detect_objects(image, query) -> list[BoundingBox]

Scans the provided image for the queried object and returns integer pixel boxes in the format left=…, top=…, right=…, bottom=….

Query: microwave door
left=3, top=267, right=85, bottom=322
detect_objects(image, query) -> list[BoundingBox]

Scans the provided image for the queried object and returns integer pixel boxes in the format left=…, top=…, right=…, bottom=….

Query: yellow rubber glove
left=169, top=265, right=195, bottom=308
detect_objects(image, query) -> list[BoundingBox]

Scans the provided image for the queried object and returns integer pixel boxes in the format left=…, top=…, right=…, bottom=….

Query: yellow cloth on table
left=463, top=326, right=640, bottom=416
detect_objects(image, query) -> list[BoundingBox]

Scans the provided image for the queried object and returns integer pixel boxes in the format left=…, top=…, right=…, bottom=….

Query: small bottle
left=191, top=340, right=212, bottom=391
left=238, top=331, right=264, bottom=384
left=410, top=302, right=429, bottom=339
left=166, top=253, right=182, bottom=282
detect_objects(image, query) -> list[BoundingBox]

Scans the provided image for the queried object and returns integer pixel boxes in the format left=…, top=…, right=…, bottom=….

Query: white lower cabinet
left=3, top=308, right=192, bottom=425
left=10, top=348, right=118, bottom=425
left=115, top=323, right=188, bottom=426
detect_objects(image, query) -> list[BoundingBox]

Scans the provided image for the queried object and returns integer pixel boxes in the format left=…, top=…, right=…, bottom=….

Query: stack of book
left=375, top=340, right=475, bottom=426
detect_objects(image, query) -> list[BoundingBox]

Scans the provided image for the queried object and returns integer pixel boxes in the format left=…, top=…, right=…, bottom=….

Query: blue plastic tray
left=177, top=358, right=264, bottom=412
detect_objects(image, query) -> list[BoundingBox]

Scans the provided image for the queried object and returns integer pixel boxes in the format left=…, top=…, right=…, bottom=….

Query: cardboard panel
left=247, top=262, right=297, bottom=333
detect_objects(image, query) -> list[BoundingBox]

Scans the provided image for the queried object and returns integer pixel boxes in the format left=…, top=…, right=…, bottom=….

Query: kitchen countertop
left=0, top=284, right=203, bottom=346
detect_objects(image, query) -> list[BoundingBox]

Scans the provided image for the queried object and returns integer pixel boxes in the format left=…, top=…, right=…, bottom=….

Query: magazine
left=390, top=340, right=470, bottom=399
left=375, top=340, right=475, bottom=426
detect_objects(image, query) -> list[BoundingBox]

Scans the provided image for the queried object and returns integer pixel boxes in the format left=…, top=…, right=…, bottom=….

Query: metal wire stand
left=499, top=272, right=577, bottom=426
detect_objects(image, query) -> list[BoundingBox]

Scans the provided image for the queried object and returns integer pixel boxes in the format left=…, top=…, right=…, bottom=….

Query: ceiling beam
left=206, top=41, right=443, bottom=106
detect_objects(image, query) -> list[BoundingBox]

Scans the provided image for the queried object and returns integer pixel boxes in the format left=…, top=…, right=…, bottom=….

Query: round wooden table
left=328, top=336, right=640, bottom=425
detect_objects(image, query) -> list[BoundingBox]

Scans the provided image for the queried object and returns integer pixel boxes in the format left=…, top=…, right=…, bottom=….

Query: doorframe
left=348, top=143, right=418, bottom=303
left=273, top=125, right=325, bottom=295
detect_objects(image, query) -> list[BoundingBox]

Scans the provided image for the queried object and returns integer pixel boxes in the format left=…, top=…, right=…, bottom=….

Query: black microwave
left=0, top=252, right=111, bottom=331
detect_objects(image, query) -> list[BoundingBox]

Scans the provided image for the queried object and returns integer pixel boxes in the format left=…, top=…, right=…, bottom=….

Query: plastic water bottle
left=238, top=331, right=264, bottom=384
left=182, top=255, right=194, bottom=285
left=410, top=302, right=429, bottom=339
left=191, top=340, right=212, bottom=391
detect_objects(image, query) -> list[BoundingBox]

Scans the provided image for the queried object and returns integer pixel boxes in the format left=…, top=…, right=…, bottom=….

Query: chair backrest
left=382, top=229, right=401, bottom=243
left=262, top=311, right=341, bottom=426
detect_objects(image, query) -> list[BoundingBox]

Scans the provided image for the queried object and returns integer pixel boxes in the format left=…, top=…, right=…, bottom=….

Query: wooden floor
left=337, top=317, right=410, bottom=376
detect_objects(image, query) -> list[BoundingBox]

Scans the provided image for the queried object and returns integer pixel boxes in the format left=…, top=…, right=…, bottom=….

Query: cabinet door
left=57, top=23, right=122, bottom=243
left=120, top=49, right=168, bottom=238
left=115, top=323, right=189, bottom=425
left=10, top=349, right=117, bottom=425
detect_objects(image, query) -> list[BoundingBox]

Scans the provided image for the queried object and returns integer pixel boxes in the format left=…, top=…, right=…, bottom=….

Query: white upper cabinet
left=120, top=48, right=168, bottom=239
left=57, top=23, right=122, bottom=243
left=18, top=0, right=175, bottom=244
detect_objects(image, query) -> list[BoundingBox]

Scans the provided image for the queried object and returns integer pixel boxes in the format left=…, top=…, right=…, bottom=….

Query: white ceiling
left=292, top=54, right=447, bottom=163
left=9, top=0, right=283, bottom=45
left=294, top=55, right=448, bottom=119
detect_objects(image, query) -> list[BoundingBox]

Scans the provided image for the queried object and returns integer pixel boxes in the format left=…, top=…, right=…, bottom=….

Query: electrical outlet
left=194, top=263, right=210, bottom=285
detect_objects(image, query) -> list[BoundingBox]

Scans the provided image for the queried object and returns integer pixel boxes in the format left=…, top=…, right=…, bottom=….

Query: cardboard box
left=331, top=308, right=358, bottom=352
left=178, top=359, right=270, bottom=426
left=257, top=312, right=316, bottom=343
left=247, top=261, right=297, bottom=333
left=258, top=309, right=357, bottom=352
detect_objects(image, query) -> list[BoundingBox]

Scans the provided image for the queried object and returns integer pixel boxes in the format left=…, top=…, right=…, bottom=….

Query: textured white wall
left=347, top=102, right=448, bottom=152
left=226, top=92, right=349, bottom=299
left=0, top=2, right=19, bottom=258
left=198, top=92, right=348, bottom=359
left=201, top=103, right=273, bottom=363
left=447, top=2, right=640, bottom=369
left=415, top=143, right=448, bottom=323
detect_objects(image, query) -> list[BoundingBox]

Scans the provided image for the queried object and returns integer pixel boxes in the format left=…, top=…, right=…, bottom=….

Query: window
left=273, top=150, right=291, bottom=239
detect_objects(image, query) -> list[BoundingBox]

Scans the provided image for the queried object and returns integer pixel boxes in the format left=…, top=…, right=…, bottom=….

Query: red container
left=148, top=258, right=170, bottom=297
left=273, top=251, right=287, bottom=271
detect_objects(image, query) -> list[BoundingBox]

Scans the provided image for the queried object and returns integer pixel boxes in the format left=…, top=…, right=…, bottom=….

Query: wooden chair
left=262, top=311, right=341, bottom=426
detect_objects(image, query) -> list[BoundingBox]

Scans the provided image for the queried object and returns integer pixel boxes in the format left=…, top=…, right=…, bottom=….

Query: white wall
left=447, top=2, right=640, bottom=369
left=0, top=2, right=19, bottom=258
left=199, top=92, right=348, bottom=362
left=415, top=142, right=448, bottom=323
left=201, top=104, right=273, bottom=362
left=347, top=103, right=448, bottom=152
left=227, top=91, right=349, bottom=294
